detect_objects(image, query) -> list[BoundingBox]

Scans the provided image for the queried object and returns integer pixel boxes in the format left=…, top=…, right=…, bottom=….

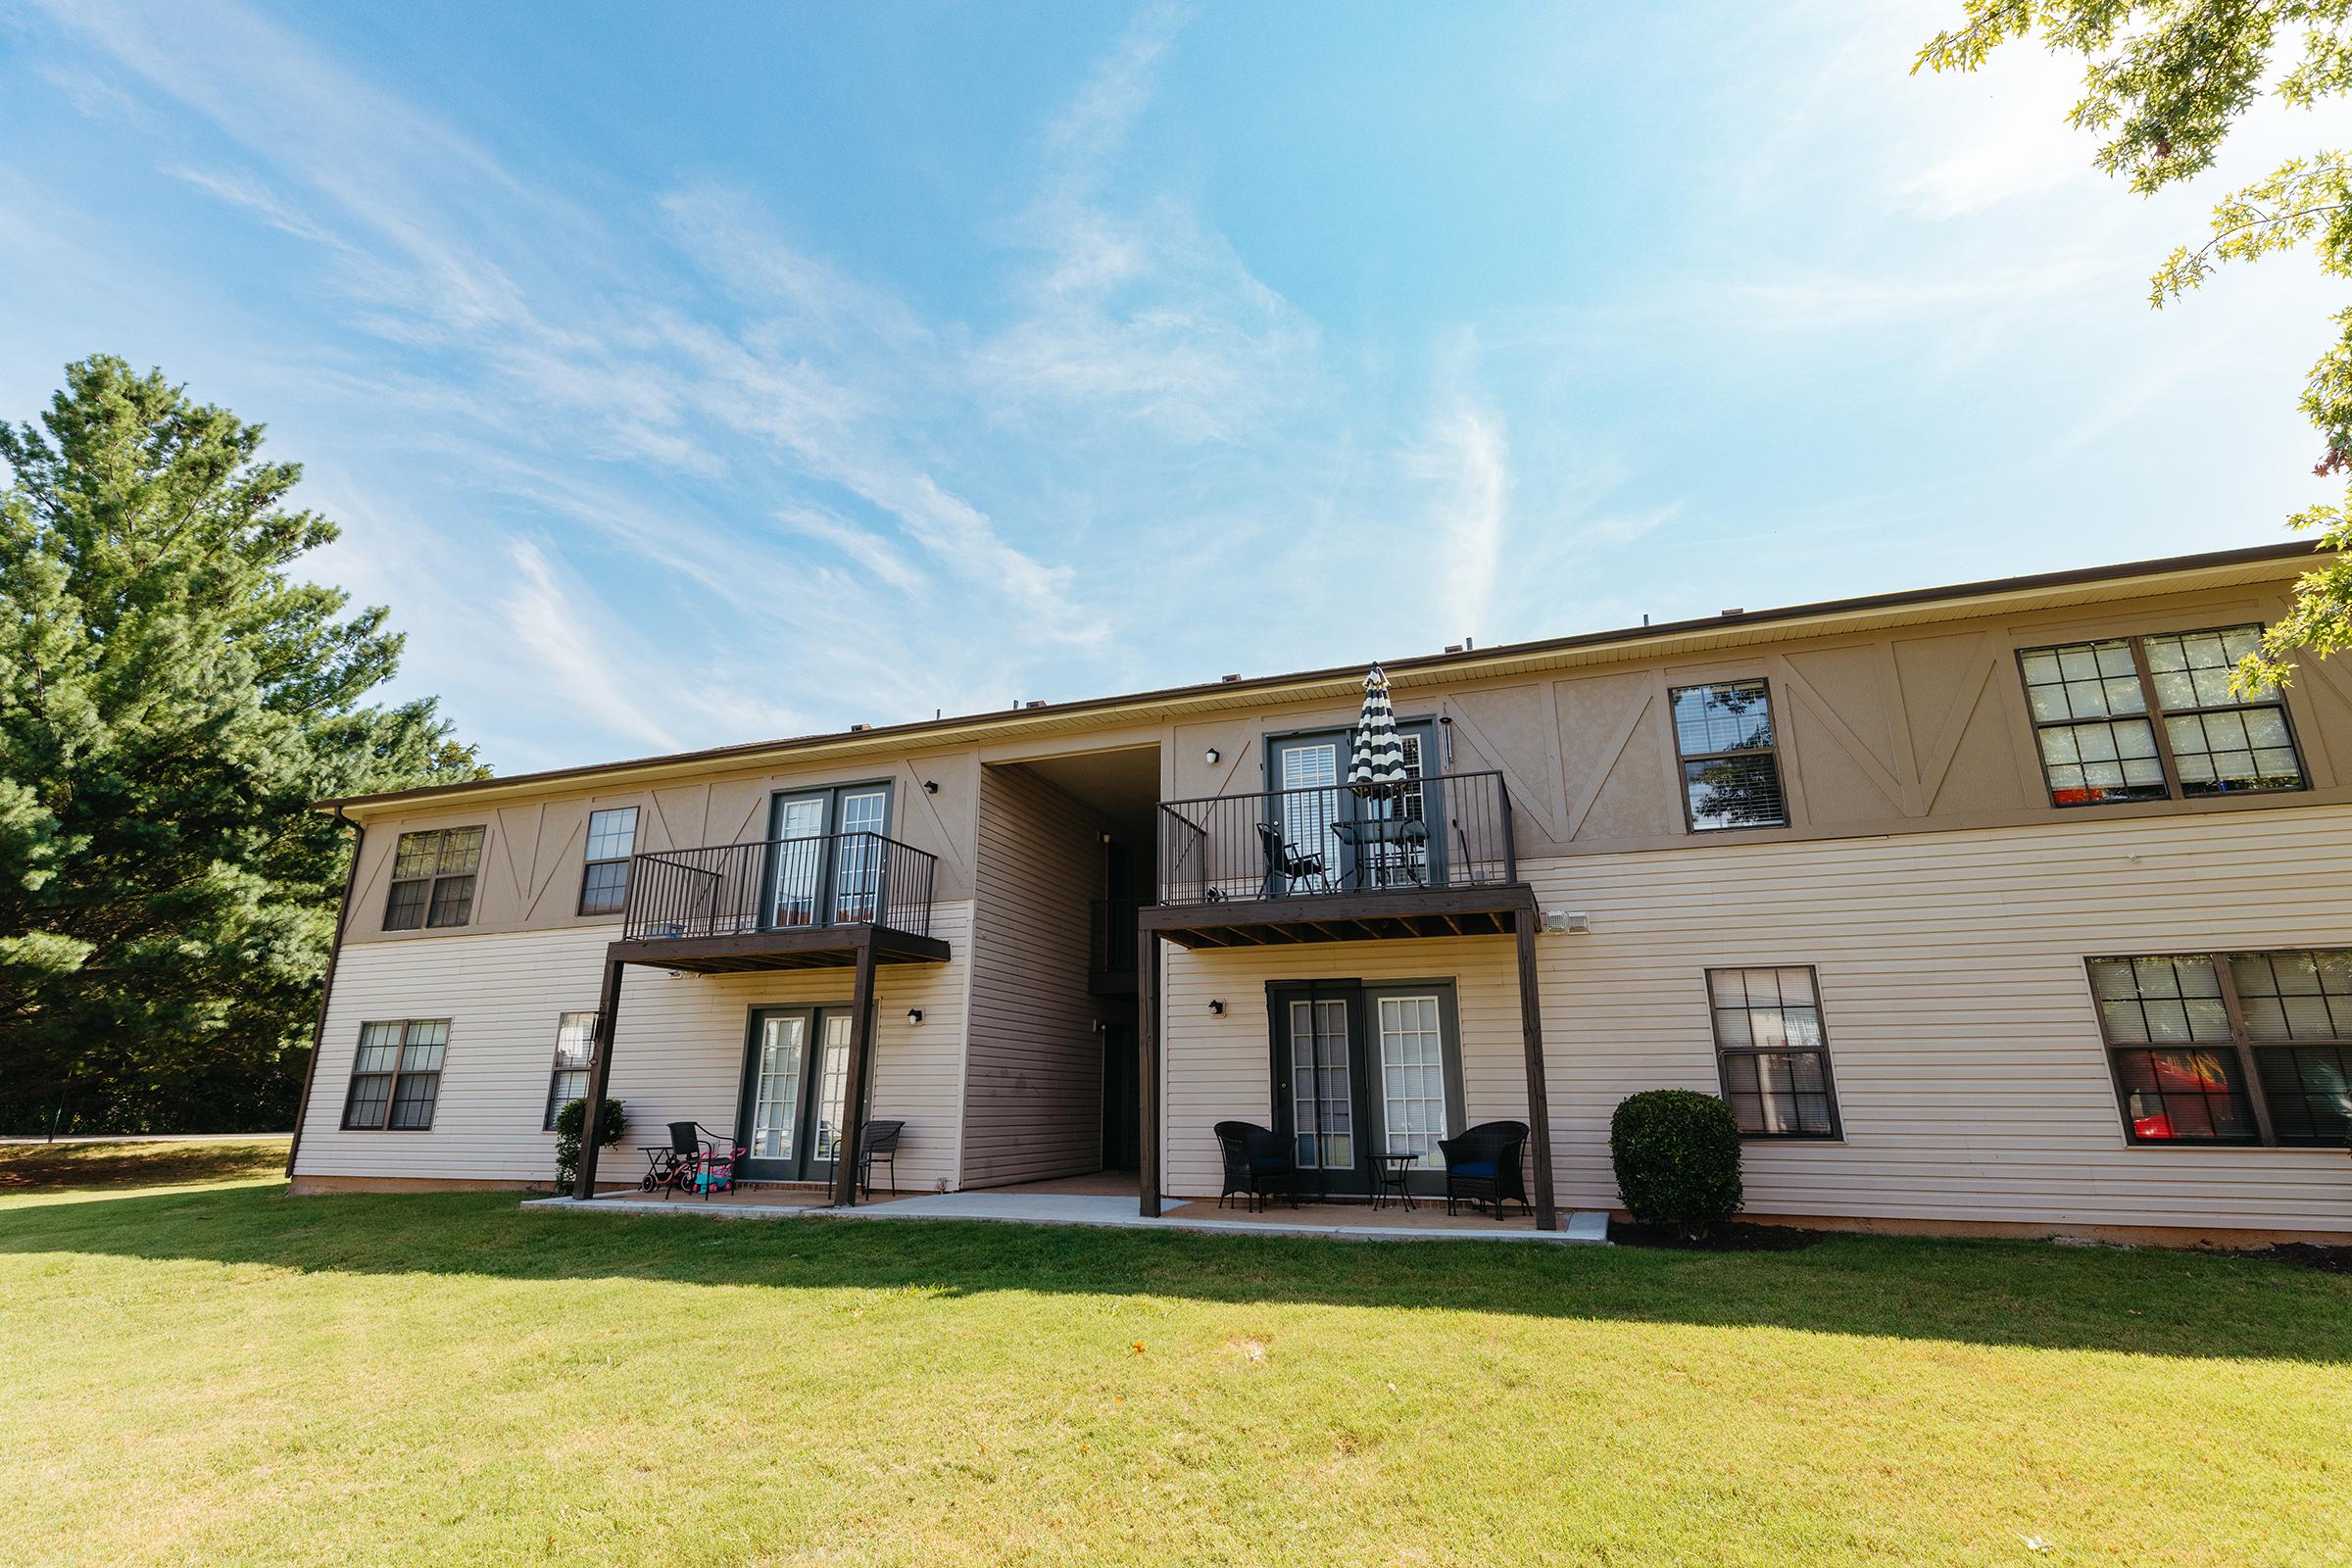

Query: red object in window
left=2133, top=1113, right=2177, bottom=1140
left=2051, top=787, right=2092, bottom=806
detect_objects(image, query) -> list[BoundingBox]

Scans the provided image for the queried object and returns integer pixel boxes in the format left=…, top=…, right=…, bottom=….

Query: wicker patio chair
left=1213, top=1120, right=1299, bottom=1212
left=1438, top=1120, right=1531, bottom=1220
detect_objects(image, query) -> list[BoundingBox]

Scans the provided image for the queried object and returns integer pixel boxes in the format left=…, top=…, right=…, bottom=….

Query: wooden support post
left=833, top=936, right=881, bottom=1206
left=1136, top=927, right=1160, bottom=1218
left=572, top=956, right=627, bottom=1200
left=1514, top=912, right=1559, bottom=1231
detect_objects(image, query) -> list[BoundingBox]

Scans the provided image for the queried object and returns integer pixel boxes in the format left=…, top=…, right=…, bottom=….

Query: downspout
left=285, top=809, right=365, bottom=1182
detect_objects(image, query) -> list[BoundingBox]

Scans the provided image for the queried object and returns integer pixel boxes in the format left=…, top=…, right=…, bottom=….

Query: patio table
left=1369, top=1151, right=1419, bottom=1211
left=1330, top=815, right=1429, bottom=890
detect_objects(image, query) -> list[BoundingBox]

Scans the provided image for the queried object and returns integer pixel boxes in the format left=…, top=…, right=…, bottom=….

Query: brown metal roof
left=318, top=538, right=2330, bottom=814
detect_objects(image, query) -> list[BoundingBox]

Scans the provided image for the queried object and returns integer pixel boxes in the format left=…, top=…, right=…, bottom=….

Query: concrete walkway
left=526, top=1188, right=1610, bottom=1244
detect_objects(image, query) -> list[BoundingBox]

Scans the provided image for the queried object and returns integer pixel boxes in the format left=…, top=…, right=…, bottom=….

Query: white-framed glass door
left=768, top=794, right=828, bottom=928
left=742, top=1010, right=811, bottom=1180
left=1272, top=738, right=1341, bottom=895
left=1375, top=992, right=1450, bottom=1167
left=832, top=787, right=889, bottom=923
left=810, top=1011, right=854, bottom=1169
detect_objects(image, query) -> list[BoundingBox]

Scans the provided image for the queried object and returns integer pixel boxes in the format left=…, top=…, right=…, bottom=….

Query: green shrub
left=553, top=1097, right=625, bottom=1190
left=1610, top=1089, right=1742, bottom=1237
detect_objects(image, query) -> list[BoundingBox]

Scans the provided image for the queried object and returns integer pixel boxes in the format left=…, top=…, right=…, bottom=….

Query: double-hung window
left=383, top=827, right=484, bottom=930
left=577, top=807, right=639, bottom=915
left=544, top=1011, right=599, bottom=1130
left=2019, top=625, right=2305, bottom=808
left=1706, top=966, right=1839, bottom=1137
left=1670, top=680, right=1788, bottom=831
left=342, top=1020, right=449, bottom=1130
left=2088, top=949, right=2352, bottom=1147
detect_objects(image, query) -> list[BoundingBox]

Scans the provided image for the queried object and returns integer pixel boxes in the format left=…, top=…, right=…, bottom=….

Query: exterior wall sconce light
left=1204, top=748, right=1220, bottom=766
left=1208, top=999, right=1225, bottom=1016
left=1091, top=1018, right=1108, bottom=1034
left=906, top=1008, right=924, bottom=1024
left=923, top=779, right=939, bottom=794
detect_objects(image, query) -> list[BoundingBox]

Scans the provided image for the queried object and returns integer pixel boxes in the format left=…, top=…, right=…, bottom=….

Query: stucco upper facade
left=329, top=542, right=2352, bottom=924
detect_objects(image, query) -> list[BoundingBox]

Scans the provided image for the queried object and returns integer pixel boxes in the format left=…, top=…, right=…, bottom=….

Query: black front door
left=738, top=1005, right=855, bottom=1182
left=1101, top=1018, right=1140, bottom=1171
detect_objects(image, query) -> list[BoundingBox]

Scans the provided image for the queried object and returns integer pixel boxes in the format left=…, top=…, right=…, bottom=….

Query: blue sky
left=1, top=2, right=2337, bottom=773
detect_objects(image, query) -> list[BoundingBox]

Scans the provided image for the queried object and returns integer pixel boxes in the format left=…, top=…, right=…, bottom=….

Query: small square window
left=578, top=807, right=639, bottom=915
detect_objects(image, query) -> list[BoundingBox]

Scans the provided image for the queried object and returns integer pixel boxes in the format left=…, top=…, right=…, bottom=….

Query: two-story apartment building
left=288, top=541, right=2352, bottom=1243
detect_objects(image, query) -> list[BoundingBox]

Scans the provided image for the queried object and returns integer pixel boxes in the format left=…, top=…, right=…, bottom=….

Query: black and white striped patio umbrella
left=1348, top=663, right=1408, bottom=798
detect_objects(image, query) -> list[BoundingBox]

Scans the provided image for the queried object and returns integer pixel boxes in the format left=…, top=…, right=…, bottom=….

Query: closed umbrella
left=1347, top=663, right=1407, bottom=799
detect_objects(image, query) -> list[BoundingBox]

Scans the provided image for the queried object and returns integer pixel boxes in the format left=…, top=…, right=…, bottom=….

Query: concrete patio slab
left=525, top=1188, right=1610, bottom=1244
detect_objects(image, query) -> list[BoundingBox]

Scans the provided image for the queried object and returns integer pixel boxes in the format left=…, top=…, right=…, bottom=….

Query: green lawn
left=0, top=1150, right=2345, bottom=1566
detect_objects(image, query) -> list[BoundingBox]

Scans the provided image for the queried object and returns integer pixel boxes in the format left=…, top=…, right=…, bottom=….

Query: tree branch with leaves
left=1919, top=0, right=2352, bottom=691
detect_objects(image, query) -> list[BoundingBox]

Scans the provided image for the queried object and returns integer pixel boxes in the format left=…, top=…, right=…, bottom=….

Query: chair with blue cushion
left=1213, top=1120, right=1298, bottom=1212
left=1439, top=1120, right=1531, bottom=1220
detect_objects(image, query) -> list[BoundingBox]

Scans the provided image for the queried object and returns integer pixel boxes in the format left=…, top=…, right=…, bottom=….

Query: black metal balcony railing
left=1155, top=769, right=1517, bottom=908
left=621, top=832, right=938, bottom=942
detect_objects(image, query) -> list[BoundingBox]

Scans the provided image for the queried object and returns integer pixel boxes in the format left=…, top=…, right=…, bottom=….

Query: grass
left=0, top=1151, right=2345, bottom=1566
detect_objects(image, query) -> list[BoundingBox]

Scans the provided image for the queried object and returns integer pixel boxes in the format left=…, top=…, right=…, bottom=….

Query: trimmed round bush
left=1610, top=1089, right=1742, bottom=1237
left=553, top=1096, right=625, bottom=1189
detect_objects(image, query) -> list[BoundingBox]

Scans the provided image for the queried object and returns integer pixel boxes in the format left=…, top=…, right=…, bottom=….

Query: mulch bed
left=2254, top=1243, right=2352, bottom=1276
left=1609, top=1220, right=1827, bottom=1252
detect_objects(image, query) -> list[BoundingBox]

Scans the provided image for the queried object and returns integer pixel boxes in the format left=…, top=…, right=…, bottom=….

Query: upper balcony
left=1147, top=769, right=1534, bottom=948
left=612, top=831, right=948, bottom=972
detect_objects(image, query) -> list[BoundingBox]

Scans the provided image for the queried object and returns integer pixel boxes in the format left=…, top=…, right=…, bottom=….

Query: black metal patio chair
left=640, top=1120, right=743, bottom=1200
left=1213, top=1120, right=1299, bottom=1212
left=857, top=1119, right=906, bottom=1198
left=1256, top=822, right=1330, bottom=896
left=1439, top=1120, right=1531, bottom=1220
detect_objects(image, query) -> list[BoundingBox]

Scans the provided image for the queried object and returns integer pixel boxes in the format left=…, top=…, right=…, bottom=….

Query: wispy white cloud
left=499, top=538, right=685, bottom=755
left=1407, top=340, right=1511, bottom=643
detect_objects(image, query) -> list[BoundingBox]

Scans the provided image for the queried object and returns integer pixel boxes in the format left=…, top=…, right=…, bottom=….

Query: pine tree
left=0, top=357, right=485, bottom=1134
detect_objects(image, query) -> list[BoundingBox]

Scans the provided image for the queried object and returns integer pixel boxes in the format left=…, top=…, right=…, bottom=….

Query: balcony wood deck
left=1138, top=882, right=1538, bottom=948
left=607, top=922, right=951, bottom=974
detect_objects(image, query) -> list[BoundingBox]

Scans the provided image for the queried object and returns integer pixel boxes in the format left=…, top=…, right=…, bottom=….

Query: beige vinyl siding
left=1156, top=803, right=2352, bottom=1234
left=295, top=904, right=972, bottom=1191
left=961, top=766, right=1105, bottom=1186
